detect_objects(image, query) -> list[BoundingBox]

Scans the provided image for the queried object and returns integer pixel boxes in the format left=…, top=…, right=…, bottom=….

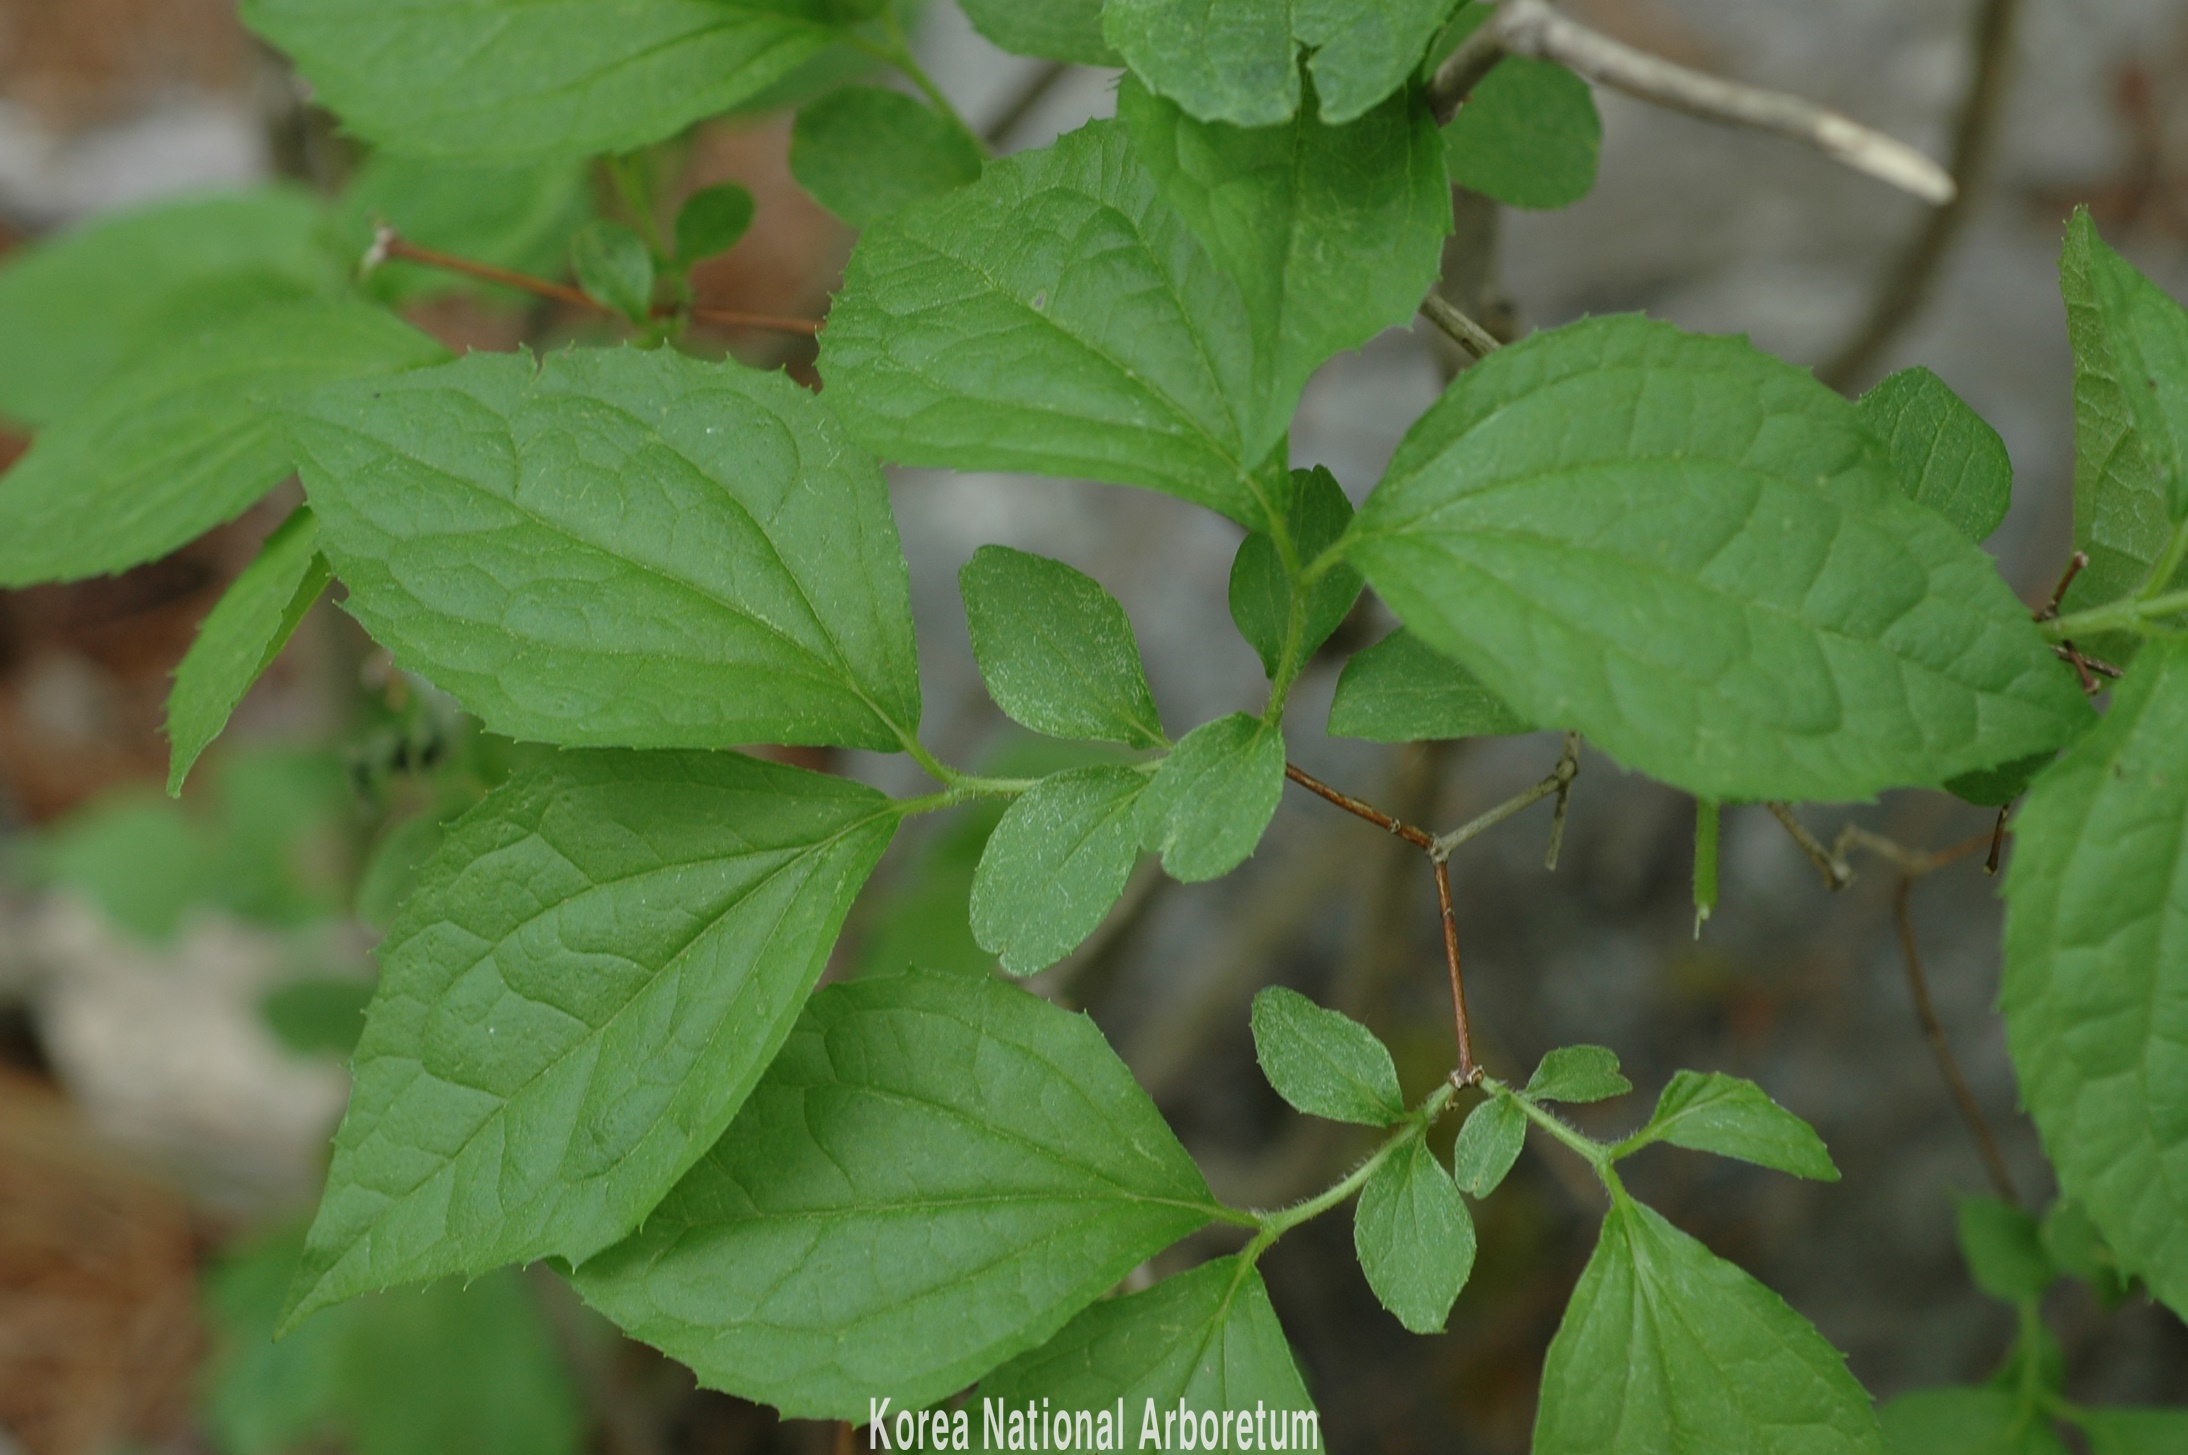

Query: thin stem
left=1482, top=1078, right=1609, bottom=1171
left=982, top=59, right=1071, bottom=147
left=370, top=230, right=821, bottom=337
left=1767, top=802, right=1855, bottom=890
left=2041, top=585, right=2188, bottom=640
left=1434, top=859, right=1477, bottom=1083
left=1429, top=0, right=1955, bottom=204
left=1430, top=742, right=1578, bottom=860
left=1418, top=294, right=1502, bottom=360
left=1893, top=877, right=2020, bottom=1205
left=1283, top=763, right=1438, bottom=851
left=872, top=9, right=987, bottom=157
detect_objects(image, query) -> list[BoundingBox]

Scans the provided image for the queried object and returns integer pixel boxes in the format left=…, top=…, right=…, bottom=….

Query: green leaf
left=1103, top=0, right=1455, bottom=126
left=2056, top=209, right=2188, bottom=649
left=282, top=750, right=898, bottom=1325
left=0, top=299, right=446, bottom=587
left=1354, top=1137, right=1477, bottom=1334
left=1881, top=1388, right=2066, bottom=1455
left=859, top=800, right=1008, bottom=979
left=166, top=508, right=333, bottom=795
left=240, top=0, right=846, bottom=161
left=2002, top=633, right=2188, bottom=1320
left=1956, top=1195, right=2055, bottom=1302
left=569, top=970, right=1223, bottom=1419
left=0, top=187, right=339, bottom=428
left=1228, top=466, right=1365, bottom=678
left=1440, top=26, right=1601, bottom=212
left=972, top=765, right=1149, bottom=975
left=960, top=546, right=1166, bottom=748
left=1944, top=750, right=2052, bottom=809
left=1250, top=985, right=1404, bottom=1125
left=1347, top=315, right=2094, bottom=804
left=674, top=184, right=757, bottom=263
left=1526, top=1044, right=1630, bottom=1104
left=1328, top=628, right=1532, bottom=741
left=287, top=346, right=922, bottom=753
left=820, top=119, right=1271, bottom=526
left=338, top=155, right=594, bottom=305
left=959, top=0, right=1119, bottom=66
left=1856, top=367, right=2013, bottom=544
left=569, top=221, right=655, bottom=323
left=981, top=1256, right=1316, bottom=1441
left=33, top=792, right=212, bottom=942
left=2082, top=1408, right=2188, bottom=1455
left=1119, top=80, right=1449, bottom=460
left=1451, top=1095, right=1527, bottom=1197
left=1536, top=1195, right=1886, bottom=1455
left=1618, top=1069, right=1840, bottom=1182
left=1136, top=713, right=1287, bottom=882
left=261, top=979, right=374, bottom=1059
left=2040, top=1200, right=2128, bottom=1301
left=790, top=87, right=984, bottom=229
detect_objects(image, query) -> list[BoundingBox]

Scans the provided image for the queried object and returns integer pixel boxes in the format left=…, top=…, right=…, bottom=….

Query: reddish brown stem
left=1434, top=858, right=1478, bottom=1084
left=1283, top=763, right=1437, bottom=851
left=1893, top=877, right=2019, bottom=1204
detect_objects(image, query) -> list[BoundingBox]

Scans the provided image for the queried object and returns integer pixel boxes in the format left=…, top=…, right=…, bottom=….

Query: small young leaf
left=167, top=508, right=332, bottom=795
left=288, top=346, right=922, bottom=753
left=1136, top=713, right=1287, bottom=882
left=673, top=183, right=756, bottom=262
left=1956, top=1196, right=2056, bottom=1302
left=569, top=221, right=654, bottom=323
left=338, top=154, right=594, bottom=304
left=2040, top=1200, right=2127, bottom=1301
left=972, top=765, right=1148, bottom=975
left=1440, top=25, right=1602, bottom=213
left=1451, top=1095, right=1528, bottom=1197
left=0, top=299, right=446, bottom=587
left=1354, top=1138, right=1477, bottom=1334
left=1856, top=367, right=2013, bottom=544
left=959, top=0, right=1118, bottom=66
left=1880, top=1388, right=2066, bottom=1455
left=283, top=750, right=897, bottom=1325
left=0, top=187, right=339, bottom=428
left=1621, top=1070, right=1840, bottom=1182
left=2055, top=209, right=2188, bottom=650
left=790, top=87, right=983, bottom=229
left=1119, top=79, right=1450, bottom=466
left=1250, top=985, right=1404, bottom=1126
left=1328, top=628, right=1532, bottom=742
left=241, top=0, right=844, bottom=161
left=1348, top=315, right=2095, bottom=804
left=2081, top=1408, right=2188, bottom=1455
left=1526, top=1045, right=1630, bottom=1104
left=2003, top=634, right=2188, bottom=1320
left=960, top=546, right=1166, bottom=748
left=569, top=971, right=1223, bottom=1419
left=820, top=119, right=1269, bottom=525
left=1536, top=1196, right=1887, bottom=1455
left=1228, top=466, right=1365, bottom=678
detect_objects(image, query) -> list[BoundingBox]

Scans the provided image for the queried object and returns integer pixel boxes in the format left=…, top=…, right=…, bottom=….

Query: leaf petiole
left=1239, top=1081, right=1459, bottom=1263
left=2040, top=585, right=2188, bottom=641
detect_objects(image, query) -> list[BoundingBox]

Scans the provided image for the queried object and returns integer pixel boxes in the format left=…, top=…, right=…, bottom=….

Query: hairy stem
left=1241, top=1082, right=1459, bottom=1261
left=2041, top=585, right=2188, bottom=640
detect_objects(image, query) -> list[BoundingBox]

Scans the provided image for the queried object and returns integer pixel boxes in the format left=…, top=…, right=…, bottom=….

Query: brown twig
left=1418, top=293, right=1503, bottom=360
left=1434, top=858, right=1479, bottom=1083
left=1892, top=877, right=2021, bottom=1204
left=1769, top=802, right=1856, bottom=889
left=983, top=59, right=1073, bottom=147
left=1283, top=763, right=1438, bottom=851
left=372, top=228, right=822, bottom=338
left=1429, top=0, right=1954, bottom=204
left=1819, top=0, right=2022, bottom=388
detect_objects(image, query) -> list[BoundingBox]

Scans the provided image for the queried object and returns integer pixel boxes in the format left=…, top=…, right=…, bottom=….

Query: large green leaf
left=166, top=507, right=334, bottom=795
left=2056, top=210, right=2188, bottom=647
left=1354, top=1137, right=1476, bottom=1334
left=980, top=1257, right=1316, bottom=1437
left=0, top=299, right=445, bottom=587
left=1536, top=1194, right=1886, bottom=1454
left=1616, top=1070, right=1839, bottom=1182
left=820, top=119, right=1273, bottom=526
left=240, top=0, right=848, bottom=161
left=287, top=346, right=921, bottom=752
left=282, top=750, right=898, bottom=1324
left=1136, top=712, right=1287, bottom=882
left=0, top=187, right=339, bottom=428
left=791, top=87, right=983, bottom=229
left=961, top=546, right=1166, bottom=748
left=959, top=0, right=1118, bottom=65
left=1119, top=80, right=1448, bottom=459
left=1855, top=367, right=2013, bottom=544
left=971, top=765, right=1149, bottom=975
left=1327, top=628, right=1531, bottom=741
left=1250, top=985, right=1404, bottom=1126
left=2002, top=634, right=2188, bottom=1319
left=1347, top=315, right=2092, bottom=803
left=570, top=971, right=1224, bottom=1419
left=1103, top=0, right=1455, bottom=126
